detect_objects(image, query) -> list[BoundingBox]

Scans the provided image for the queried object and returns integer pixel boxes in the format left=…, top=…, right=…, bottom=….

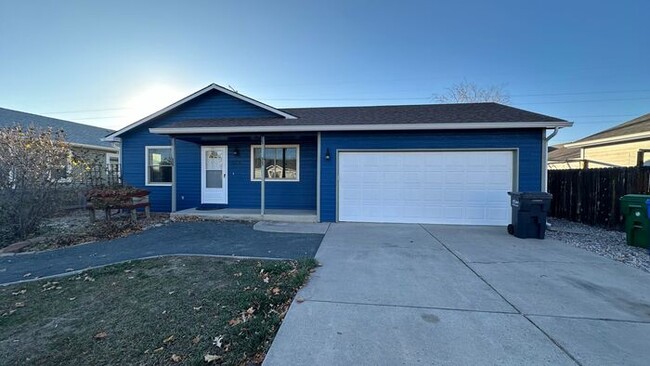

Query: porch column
left=171, top=137, right=177, bottom=212
left=316, top=132, right=321, bottom=222
left=260, top=135, right=265, bottom=216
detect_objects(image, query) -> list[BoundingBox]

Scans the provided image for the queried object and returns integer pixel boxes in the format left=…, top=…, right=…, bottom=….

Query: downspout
left=260, top=135, right=265, bottom=217
left=542, top=127, right=561, bottom=192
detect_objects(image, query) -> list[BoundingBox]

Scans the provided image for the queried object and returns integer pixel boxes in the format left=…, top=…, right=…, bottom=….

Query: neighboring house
left=548, top=144, right=581, bottom=169
left=564, top=113, right=650, bottom=168
left=105, top=83, right=570, bottom=226
left=0, top=107, right=119, bottom=173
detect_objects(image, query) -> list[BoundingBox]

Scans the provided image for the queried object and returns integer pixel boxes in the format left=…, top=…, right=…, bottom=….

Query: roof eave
left=149, top=121, right=572, bottom=135
left=565, top=130, right=650, bottom=148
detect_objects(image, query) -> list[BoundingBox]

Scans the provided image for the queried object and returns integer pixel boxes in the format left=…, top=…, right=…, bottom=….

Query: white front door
left=338, top=150, right=514, bottom=225
left=201, top=146, right=228, bottom=204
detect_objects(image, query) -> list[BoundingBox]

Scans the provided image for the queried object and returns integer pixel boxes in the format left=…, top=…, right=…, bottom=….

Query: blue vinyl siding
left=121, top=89, right=281, bottom=212
left=176, top=137, right=317, bottom=211
left=319, top=129, right=544, bottom=222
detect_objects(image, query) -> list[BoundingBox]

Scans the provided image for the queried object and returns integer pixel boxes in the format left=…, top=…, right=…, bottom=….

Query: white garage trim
left=336, top=149, right=519, bottom=225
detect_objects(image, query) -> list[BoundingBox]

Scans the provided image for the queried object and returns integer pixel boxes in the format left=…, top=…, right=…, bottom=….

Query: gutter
left=148, top=121, right=573, bottom=135
left=69, top=142, right=119, bottom=152
left=565, top=130, right=650, bottom=148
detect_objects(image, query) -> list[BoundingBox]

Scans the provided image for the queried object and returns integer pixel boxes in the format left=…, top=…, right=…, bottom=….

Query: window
left=251, top=145, right=299, bottom=181
left=106, top=153, right=120, bottom=172
left=146, top=146, right=172, bottom=185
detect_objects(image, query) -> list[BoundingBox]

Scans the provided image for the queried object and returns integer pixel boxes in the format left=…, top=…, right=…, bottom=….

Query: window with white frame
left=251, top=145, right=299, bottom=181
left=146, top=146, right=172, bottom=185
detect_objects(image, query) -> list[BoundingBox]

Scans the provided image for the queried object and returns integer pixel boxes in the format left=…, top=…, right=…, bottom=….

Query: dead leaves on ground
left=204, top=354, right=222, bottom=363
left=93, top=331, right=108, bottom=340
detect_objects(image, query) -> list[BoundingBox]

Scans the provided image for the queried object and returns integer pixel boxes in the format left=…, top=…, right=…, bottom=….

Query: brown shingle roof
left=163, top=102, right=566, bottom=129
left=573, top=112, right=650, bottom=144
left=548, top=144, right=580, bottom=161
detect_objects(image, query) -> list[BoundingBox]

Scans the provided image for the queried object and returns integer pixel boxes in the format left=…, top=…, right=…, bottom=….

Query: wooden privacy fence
left=548, top=167, right=650, bottom=230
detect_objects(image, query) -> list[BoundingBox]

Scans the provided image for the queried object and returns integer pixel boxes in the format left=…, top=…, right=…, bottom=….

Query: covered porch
left=161, top=131, right=321, bottom=222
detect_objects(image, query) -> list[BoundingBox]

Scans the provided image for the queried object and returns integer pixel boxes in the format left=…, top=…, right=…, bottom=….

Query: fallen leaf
left=296, top=297, right=305, bottom=303
left=262, top=276, right=270, bottom=283
left=204, top=354, right=222, bottom=363
left=15, top=302, right=25, bottom=308
left=23, top=273, right=31, bottom=277
left=153, top=347, right=164, bottom=353
left=193, top=306, right=202, bottom=311
left=94, top=331, right=108, bottom=340
left=192, top=335, right=201, bottom=344
left=246, top=307, right=255, bottom=315
left=163, top=335, right=174, bottom=344
left=168, top=291, right=175, bottom=295
left=212, top=335, right=223, bottom=348
left=12, top=289, right=27, bottom=296
left=69, top=297, right=76, bottom=301
left=228, top=318, right=242, bottom=326
left=233, top=272, right=242, bottom=277
left=170, top=354, right=182, bottom=362
left=272, top=287, right=281, bottom=295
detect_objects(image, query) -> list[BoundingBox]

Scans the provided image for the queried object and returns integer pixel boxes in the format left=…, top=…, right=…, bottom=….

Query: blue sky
left=1, top=0, right=648, bottom=143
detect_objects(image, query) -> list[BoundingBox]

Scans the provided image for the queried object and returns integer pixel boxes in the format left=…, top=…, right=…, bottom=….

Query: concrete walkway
left=0, top=221, right=323, bottom=285
left=264, top=223, right=650, bottom=366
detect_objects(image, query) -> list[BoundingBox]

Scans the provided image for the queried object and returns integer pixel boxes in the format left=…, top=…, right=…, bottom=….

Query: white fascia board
left=149, top=121, right=573, bottom=134
left=69, top=142, right=119, bottom=152
left=104, top=83, right=297, bottom=140
left=565, top=131, right=650, bottom=148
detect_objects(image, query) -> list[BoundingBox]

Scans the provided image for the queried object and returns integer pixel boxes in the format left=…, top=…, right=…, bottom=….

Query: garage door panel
left=338, top=151, right=514, bottom=225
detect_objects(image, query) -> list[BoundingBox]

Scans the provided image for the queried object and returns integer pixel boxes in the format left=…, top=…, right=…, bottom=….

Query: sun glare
left=124, top=84, right=185, bottom=123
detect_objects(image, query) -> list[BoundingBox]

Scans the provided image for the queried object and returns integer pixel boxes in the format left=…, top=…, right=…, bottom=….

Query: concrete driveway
left=264, top=223, right=650, bottom=366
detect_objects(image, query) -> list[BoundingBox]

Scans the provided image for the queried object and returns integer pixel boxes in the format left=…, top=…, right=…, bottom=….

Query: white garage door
left=338, top=151, right=514, bottom=225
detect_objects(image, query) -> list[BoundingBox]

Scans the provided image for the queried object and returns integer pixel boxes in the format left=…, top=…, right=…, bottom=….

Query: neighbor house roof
left=548, top=144, right=581, bottom=162
left=566, top=112, right=650, bottom=148
left=0, top=107, right=116, bottom=150
left=149, top=103, right=571, bottom=135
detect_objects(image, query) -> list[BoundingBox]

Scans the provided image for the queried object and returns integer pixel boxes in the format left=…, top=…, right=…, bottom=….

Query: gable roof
left=104, top=83, right=297, bottom=141
left=548, top=144, right=581, bottom=162
left=0, top=107, right=116, bottom=150
left=148, top=102, right=571, bottom=134
left=566, top=113, right=650, bottom=148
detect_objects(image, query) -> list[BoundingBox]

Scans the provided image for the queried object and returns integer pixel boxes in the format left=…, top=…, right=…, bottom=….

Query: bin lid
left=620, top=194, right=650, bottom=202
left=508, top=192, right=553, bottom=199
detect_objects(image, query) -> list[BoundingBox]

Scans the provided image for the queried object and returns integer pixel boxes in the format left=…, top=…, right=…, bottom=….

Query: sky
left=1, top=0, right=649, bottom=144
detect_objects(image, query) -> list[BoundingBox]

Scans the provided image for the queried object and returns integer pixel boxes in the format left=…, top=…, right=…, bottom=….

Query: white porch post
left=171, top=137, right=177, bottom=212
left=260, top=135, right=265, bottom=216
left=316, top=132, right=321, bottom=222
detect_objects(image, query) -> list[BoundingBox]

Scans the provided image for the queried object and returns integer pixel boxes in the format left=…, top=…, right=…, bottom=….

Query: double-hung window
left=251, top=145, right=299, bottom=181
left=146, top=146, right=172, bottom=185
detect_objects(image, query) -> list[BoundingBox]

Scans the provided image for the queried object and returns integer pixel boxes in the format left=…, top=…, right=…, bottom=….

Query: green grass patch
left=0, top=256, right=318, bottom=365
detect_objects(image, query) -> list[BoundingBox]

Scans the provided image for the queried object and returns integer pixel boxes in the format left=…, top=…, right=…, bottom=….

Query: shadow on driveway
left=0, top=221, right=324, bottom=285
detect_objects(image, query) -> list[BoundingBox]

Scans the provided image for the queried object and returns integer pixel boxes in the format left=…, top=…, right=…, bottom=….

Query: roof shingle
left=0, top=107, right=115, bottom=148
left=162, top=102, right=567, bottom=129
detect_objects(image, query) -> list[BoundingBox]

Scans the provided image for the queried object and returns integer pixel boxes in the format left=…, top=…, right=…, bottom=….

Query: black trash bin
left=507, top=192, right=553, bottom=239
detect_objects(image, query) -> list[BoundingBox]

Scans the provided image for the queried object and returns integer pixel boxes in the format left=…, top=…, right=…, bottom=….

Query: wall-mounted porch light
left=325, top=148, right=331, bottom=160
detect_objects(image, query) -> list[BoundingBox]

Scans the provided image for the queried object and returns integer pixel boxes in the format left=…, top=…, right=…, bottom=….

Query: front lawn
left=0, top=256, right=317, bottom=365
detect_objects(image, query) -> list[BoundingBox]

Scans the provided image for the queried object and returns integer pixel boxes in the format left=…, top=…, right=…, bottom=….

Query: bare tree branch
left=434, top=81, right=510, bottom=104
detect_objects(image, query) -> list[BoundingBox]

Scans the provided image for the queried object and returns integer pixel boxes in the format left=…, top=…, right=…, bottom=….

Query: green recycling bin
left=620, top=194, right=650, bottom=248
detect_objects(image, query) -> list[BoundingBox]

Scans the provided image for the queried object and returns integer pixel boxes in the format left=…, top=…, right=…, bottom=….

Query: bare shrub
left=0, top=125, right=91, bottom=243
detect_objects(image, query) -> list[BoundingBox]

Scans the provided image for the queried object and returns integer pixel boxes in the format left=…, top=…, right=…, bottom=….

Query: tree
left=0, top=125, right=90, bottom=242
left=433, top=81, right=510, bottom=104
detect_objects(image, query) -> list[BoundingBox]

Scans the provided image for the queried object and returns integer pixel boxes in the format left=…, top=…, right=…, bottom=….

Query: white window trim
left=145, top=146, right=173, bottom=186
left=106, top=152, right=119, bottom=171
left=250, top=144, right=300, bottom=182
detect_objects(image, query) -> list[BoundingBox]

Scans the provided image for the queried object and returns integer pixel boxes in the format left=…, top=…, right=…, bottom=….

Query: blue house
left=105, top=84, right=571, bottom=225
